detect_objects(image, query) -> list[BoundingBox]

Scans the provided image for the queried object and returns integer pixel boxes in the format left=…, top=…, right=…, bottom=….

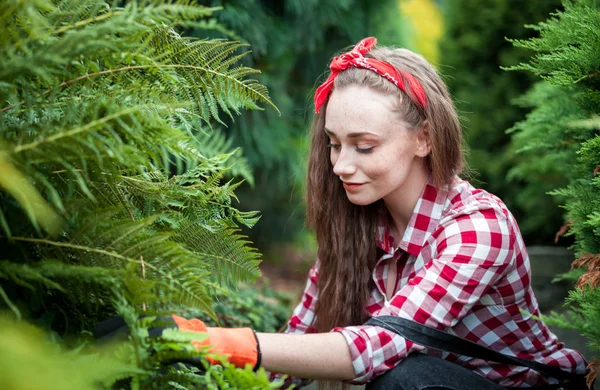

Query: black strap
left=366, top=316, right=580, bottom=382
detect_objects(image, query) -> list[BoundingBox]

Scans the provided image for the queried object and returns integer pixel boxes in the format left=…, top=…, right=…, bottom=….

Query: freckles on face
left=324, top=85, right=421, bottom=205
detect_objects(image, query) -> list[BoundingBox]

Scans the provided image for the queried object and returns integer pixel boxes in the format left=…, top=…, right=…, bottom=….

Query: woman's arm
left=257, top=331, right=356, bottom=380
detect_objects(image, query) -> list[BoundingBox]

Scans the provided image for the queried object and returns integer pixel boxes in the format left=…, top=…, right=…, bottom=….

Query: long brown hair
left=306, top=45, right=466, bottom=332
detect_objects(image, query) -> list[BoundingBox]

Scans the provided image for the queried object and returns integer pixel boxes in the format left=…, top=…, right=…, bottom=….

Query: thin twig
left=140, top=255, right=146, bottom=311
left=576, top=70, right=600, bottom=83
left=116, top=187, right=147, bottom=311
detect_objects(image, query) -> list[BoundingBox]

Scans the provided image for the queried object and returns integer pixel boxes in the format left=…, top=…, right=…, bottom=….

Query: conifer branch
left=587, top=359, right=600, bottom=389
left=576, top=70, right=600, bottom=83
left=506, top=0, right=600, bottom=370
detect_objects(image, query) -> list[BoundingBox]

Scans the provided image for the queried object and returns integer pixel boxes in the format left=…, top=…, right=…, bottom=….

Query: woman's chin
left=345, top=193, right=377, bottom=206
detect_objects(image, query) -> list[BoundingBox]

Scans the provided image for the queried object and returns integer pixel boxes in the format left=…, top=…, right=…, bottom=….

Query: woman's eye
left=356, top=146, right=374, bottom=154
left=327, top=143, right=374, bottom=153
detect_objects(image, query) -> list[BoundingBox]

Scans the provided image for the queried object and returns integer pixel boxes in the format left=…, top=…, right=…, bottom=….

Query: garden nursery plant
left=0, top=0, right=287, bottom=388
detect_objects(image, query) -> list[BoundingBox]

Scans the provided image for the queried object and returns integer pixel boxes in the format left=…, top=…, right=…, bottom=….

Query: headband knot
left=330, top=52, right=360, bottom=72
left=327, top=37, right=376, bottom=74
left=314, top=37, right=428, bottom=113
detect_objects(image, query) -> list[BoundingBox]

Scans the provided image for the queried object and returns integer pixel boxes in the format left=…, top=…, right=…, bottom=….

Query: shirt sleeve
left=334, top=206, right=516, bottom=384
left=284, top=264, right=320, bottom=335
left=268, top=264, right=319, bottom=388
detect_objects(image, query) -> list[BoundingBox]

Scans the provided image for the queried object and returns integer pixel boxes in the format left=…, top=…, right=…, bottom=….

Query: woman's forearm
left=256, top=332, right=356, bottom=380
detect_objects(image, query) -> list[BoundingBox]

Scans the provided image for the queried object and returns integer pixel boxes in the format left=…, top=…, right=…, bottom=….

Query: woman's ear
left=415, top=120, right=431, bottom=158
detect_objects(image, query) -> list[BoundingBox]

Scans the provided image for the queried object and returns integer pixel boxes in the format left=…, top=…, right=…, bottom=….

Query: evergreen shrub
left=506, top=0, right=600, bottom=386
left=439, top=0, right=563, bottom=244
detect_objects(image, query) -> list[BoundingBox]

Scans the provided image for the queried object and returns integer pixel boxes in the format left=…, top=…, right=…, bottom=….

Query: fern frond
left=0, top=151, right=63, bottom=235
left=1, top=1, right=270, bottom=387
left=7, top=234, right=215, bottom=317
left=173, top=130, right=254, bottom=186
left=174, top=220, right=261, bottom=288
left=0, top=260, right=65, bottom=292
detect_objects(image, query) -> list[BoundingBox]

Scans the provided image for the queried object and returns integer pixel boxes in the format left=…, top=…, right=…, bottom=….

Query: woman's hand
left=94, top=315, right=260, bottom=370
left=170, top=315, right=260, bottom=369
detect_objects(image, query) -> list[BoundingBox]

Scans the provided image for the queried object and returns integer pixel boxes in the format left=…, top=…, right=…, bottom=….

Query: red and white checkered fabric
left=277, top=178, right=587, bottom=387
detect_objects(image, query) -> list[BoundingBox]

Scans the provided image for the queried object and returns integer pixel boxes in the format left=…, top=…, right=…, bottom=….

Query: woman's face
left=324, top=85, right=430, bottom=206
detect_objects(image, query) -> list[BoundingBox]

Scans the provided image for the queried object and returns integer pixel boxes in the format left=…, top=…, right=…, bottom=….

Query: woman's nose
left=332, top=149, right=357, bottom=177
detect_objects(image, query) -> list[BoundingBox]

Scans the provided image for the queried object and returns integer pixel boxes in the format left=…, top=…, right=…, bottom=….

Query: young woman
left=104, top=37, right=589, bottom=389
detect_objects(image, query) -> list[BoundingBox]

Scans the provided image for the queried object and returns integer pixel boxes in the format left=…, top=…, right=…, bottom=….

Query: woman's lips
left=342, top=182, right=364, bottom=191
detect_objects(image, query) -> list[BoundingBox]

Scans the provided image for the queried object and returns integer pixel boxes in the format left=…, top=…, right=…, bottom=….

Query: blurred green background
left=190, top=0, right=570, bottom=289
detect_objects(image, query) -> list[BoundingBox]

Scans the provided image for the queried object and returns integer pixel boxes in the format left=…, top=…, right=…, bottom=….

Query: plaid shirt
left=278, top=178, right=587, bottom=387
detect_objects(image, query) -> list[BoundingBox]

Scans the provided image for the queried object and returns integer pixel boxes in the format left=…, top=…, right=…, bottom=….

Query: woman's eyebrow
left=324, top=127, right=337, bottom=136
left=324, top=128, right=379, bottom=139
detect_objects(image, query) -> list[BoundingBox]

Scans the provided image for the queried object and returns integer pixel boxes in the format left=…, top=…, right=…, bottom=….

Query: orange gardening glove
left=171, top=315, right=261, bottom=370
left=94, top=315, right=261, bottom=371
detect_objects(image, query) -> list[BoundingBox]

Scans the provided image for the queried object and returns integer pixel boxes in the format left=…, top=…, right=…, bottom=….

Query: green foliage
left=0, top=0, right=281, bottom=388
left=505, top=81, right=588, bottom=236
left=545, top=286, right=600, bottom=354
left=506, top=0, right=600, bottom=377
left=0, top=315, right=141, bottom=390
left=439, top=0, right=564, bottom=245
left=0, top=312, right=284, bottom=390
left=507, top=0, right=600, bottom=257
left=203, top=283, right=292, bottom=332
left=150, top=363, right=284, bottom=390
left=505, top=1, right=600, bottom=86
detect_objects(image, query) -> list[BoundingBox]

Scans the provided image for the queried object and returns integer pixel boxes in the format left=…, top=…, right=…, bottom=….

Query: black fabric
left=93, top=315, right=129, bottom=344
left=365, top=316, right=588, bottom=389
left=366, top=353, right=506, bottom=390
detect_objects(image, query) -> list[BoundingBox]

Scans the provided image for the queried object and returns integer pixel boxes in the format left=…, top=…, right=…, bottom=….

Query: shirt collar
left=376, top=177, right=450, bottom=257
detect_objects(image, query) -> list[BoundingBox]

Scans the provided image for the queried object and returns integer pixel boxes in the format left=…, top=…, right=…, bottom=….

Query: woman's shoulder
left=444, top=177, right=511, bottom=217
